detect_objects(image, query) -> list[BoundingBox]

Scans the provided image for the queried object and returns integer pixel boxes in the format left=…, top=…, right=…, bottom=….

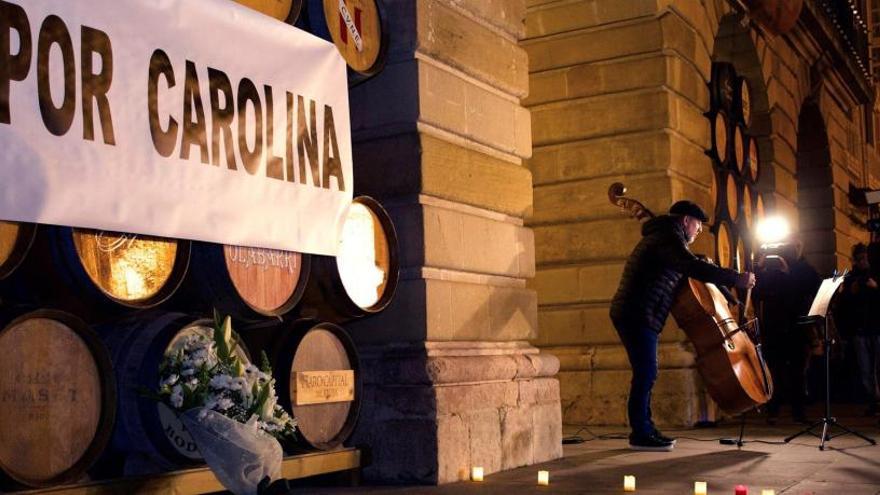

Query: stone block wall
left=344, top=0, right=562, bottom=484
left=523, top=0, right=878, bottom=427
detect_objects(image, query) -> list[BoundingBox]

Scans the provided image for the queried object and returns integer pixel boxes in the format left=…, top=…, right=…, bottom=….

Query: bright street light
left=755, top=215, right=791, bottom=246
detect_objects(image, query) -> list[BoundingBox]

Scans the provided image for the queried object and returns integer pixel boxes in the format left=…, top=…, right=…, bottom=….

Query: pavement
left=295, top=406, right=880, bottom=494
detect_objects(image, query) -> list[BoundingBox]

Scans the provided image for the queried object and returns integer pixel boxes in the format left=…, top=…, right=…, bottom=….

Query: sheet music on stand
left=808, top=270, right=847, bottom=318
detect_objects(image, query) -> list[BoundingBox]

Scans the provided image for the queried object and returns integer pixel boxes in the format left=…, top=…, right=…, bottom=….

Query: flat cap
left=669, top=200, right=709, bottom=222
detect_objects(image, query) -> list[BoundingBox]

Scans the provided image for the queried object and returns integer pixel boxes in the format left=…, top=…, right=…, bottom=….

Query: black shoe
left=651, top=428, right=677, bottom=444
left=864, top=403, right=878, bottom=417
left=629, top=433, right=674, bottom=452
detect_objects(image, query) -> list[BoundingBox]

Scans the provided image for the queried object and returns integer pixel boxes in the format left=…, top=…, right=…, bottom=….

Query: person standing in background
left=838, top=243, right=880, bottom=416
left=754, top=236, right=821, bottom=424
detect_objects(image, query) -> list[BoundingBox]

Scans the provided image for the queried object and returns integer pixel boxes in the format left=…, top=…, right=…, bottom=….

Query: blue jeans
left=615, top=324, right=659, bottom=437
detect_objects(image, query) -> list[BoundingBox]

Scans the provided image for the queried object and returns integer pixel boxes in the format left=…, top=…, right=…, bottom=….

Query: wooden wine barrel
left=305, top=0, right=388, bottom=82
left=3, top=226, right=190, bottom=321
left=181, top=242, right=311, bottom=321
left=248, top=319, right=360, bottom=451
left=733, top=126, right=746, bottom=174
left=737, top=77, right=752, bottom=127
left=725, top=173, right=739, bottom=222
left=230, top=0, right=301, bottom=22
left=748, top=139, right=760, bottom=183
left=300, top=196, right=399, bottom=322
left=0, top=309, right=116, bottom=488
left=98, top=313, right=250, bottom=473
left=742, top=186, right=754, bottom=228
left=715, top=222, right=733, bottom=269
left=735, top=235, right=749, bottom=274
left=0, top=221, right=36, bottom=280
left=755, top=193, right=765, bottom=220
left=712, top=111, right=728, bottom=164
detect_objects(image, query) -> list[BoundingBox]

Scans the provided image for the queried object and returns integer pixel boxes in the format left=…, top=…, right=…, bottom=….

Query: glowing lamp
left=537, top=470, right=549, bottom=486
left=624, top=475, right=636, bottom=491
left=471, top=467, right=483, bottom=482
left=694, top=481, right=707, bottom=494
left=755, top=215, right=790, bottom=246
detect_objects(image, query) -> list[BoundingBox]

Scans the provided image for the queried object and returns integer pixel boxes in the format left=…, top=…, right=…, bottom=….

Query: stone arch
left=796, top=98, right=835, bottom=275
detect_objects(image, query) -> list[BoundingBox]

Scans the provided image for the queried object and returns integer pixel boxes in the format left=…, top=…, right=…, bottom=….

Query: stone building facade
left=342, top=0, right=562, bottom=485
left=523, top=0, right=879, bottom=427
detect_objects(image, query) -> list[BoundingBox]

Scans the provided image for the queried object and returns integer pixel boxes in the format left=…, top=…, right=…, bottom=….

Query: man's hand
left=736, top=271, right=756, bottom=289
left=867, top=277, right=878, bottom=289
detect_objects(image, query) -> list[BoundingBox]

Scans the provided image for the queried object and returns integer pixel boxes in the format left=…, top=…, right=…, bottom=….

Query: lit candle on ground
left=624, top=475, right=636, bottom=491
left=471, top=467, right=483, bottom=482
left=760, top=491, right=775, bottom=495
left=694, top=481, right=707, bottom=494
left=735, top=485, right=748, bottom=495
left=537, top=470, right=549, bottom=486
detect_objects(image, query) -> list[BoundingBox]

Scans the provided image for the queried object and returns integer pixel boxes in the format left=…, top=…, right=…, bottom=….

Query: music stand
left=783, top=274, right=877, bottom=450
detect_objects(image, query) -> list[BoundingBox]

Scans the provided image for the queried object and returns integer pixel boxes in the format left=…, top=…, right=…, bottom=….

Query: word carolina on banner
left=0, top=2, right=345, bottom=191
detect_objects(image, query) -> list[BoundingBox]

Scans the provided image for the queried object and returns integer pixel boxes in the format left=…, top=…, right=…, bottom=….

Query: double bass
left=608, top=182, right=772, bottom=414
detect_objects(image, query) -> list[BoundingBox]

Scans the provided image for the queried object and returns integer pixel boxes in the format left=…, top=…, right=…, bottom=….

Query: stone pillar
left=522, top=0, right=722, bottom=427
left=345, top=0, right=562, bottom=484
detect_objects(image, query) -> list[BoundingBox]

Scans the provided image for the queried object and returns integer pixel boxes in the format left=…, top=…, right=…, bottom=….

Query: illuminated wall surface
left=524, top=0, right=880, bottom=428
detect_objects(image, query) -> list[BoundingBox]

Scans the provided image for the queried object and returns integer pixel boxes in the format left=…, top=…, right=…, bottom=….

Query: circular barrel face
left=289, top=326, right=355, bottom=449
left=748, top=140, right=760, bottom=182
left=742, top=186, right=753, bottom=228
left=716, top=222, right=733, bottom=269
left=224, top=246, right=304, bottom=314
left=231, top=0, right=293, bottom=20
left=736, top=236, right=748, bottom=273
left=157, top=323, right=250, bottom=460
left=72, top=230, right=179, bottom=304
left=322, top=0, right=384, bottom=74
left=755, top=193, right=765, bottom=221
left=0, top=221, right=21, bottom=267
left=336, top=202, right=391, bottom=310
left=734, top=127, right=746, bottom=173
left=714, top=112, right=728, bottom=163
left=0, top=221, right=34, bottom=280
left=740, top=78, right=751, bottom=127
left=0, top=318, right=103, bottom=485
left=726, top=174, right=739, bottom=222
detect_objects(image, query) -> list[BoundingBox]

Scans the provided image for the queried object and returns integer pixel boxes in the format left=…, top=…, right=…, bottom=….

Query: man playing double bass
left=610, top=200, right=756, bottom=451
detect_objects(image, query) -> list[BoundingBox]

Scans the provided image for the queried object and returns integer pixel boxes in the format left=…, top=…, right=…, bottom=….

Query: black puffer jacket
left=610, top=215, right=739, bottom=333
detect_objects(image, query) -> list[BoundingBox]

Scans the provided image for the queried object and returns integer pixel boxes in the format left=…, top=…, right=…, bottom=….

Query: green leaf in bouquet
left=213, top=318, right=231, bottom=364
left=213, top=308, right=223, bottom=333
left=260, top=351, right=272, bottom=375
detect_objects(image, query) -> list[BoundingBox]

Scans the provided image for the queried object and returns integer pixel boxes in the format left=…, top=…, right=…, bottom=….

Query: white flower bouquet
left=156, top=312, right=295, bottom=494
left=157, top=312, right=296, bottom=440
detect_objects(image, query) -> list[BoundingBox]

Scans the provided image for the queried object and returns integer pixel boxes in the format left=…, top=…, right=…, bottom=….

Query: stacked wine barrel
left=0, top=0, right=395, bottom=486
left=0, top=309, right=116, bottom=488
left=0, top=194, right=399, bottom=487
left=707, top=62, right=765, bottom=277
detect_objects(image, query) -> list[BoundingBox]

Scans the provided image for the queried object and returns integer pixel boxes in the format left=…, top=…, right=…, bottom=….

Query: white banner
left=0, top=0, right=352, bottom=255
